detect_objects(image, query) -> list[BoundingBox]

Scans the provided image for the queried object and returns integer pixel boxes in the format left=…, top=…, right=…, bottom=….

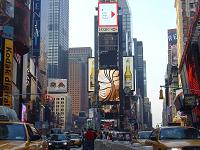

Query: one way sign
left=98, top=2, right=118, bottom=27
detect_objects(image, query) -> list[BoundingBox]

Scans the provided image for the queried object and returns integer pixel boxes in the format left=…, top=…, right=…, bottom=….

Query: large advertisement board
left=98, top=33, right=119, bottom=69
left=168, top=29, right=177, bottom=66
left=88, top=58, right=95, bottom=92
left=98, top=69, right=119, bottom=102
left=3, top=39, right=13, bottom=108
left=48, top=79, right=67, bottom=93
left=32, top=0, right=41, bottom=57
left=123, top=57, right=134, bottom=91
left=98, top=2, right=118, bottom=33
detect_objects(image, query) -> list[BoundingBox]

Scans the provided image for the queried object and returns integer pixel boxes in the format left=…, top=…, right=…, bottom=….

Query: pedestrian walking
left=83, top=128, right=96, bottom=150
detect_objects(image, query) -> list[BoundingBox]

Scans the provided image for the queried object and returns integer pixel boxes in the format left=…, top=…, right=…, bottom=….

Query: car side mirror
left=30, top=135, right=41, bottom=141
left=150, top=136, right=157, bottom=141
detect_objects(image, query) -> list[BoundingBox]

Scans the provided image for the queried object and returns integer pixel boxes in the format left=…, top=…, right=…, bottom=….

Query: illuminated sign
left=98, top=2, right=118, bottom=33
left=123, top=57, right=134, bottom=91
left=3, top=39, right=13, bottom=108
left=168, top=29, right=177, bottom=66
left=88, top=58, right=95, bottom=92
left=98, top=27, right=118, bottom=33
left=98, top=69, right=119, bottom=102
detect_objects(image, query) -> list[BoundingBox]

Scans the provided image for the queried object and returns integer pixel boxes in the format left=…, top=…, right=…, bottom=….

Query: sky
left=69, top=0, right=176, bottom=127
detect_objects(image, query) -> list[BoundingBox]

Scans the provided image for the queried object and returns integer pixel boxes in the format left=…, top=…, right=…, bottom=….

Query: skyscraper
left=133, top=38, right=144, bottom=99
left=118, top=0, right=132, bottom=56
left=47, top=0, right=69, bottom=79
left=143, top=60, right=147, bottom=98
left=68, top=47, right=92, bottom=116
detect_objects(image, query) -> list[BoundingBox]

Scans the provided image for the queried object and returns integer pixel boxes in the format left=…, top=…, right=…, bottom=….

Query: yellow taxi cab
left=144, top=126, right=200, bottom=150
left=0, top=106, right=48, bottom=150
left=68, top=133, right=82, bottom=147
left=133, top=130, right=152, bottom=145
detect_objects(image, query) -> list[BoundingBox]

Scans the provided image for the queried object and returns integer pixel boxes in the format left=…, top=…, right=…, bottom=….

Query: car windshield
left=138, top=131, right=151, bottom=139
left=0, top=123, right=26, bottom=140
left=160, top=127, right=200, bottom=140
left=69, top=134, right=80, bottom=139
left=49, top=134, right=67, bottom=141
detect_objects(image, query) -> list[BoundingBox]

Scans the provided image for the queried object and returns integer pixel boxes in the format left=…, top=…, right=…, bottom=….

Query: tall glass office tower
left=47, top=0, right=69, bottom=78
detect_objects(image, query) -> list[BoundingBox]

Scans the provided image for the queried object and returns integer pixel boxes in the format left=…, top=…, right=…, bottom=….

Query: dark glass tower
left=133, top=38, right=144, bottom=99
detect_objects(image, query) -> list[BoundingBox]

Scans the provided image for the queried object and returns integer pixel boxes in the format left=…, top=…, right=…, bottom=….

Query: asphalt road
left=70, top=146, right=82, bottom=150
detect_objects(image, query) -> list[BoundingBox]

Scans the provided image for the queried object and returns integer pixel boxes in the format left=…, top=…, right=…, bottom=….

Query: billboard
left=48, top=79, right=67, bottom=93
left=99, top=33, right=119, bottom=69
left=168, top=29, right=177, bottom=66
left=98, top=2, right=118, bottom=32
left=98, top=69, right=119, bottom=102
left=3, top=39, right=13, bottom=108
left=32, top=0, right=41, bottom=57
left=123, top=57, right=134, bottom=91
left=88, top=57, right=95, bottom=92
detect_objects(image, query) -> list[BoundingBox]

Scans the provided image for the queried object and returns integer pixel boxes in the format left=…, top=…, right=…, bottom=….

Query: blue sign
left=3, top=26, right=14, bottom=39
left=32, top=0, right=41, bottom=57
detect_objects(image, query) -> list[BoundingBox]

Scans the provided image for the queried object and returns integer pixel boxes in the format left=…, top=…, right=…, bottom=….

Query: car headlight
left=48, top=142, right=52, bottom=146
left=63, top=142, right=67, bottom=145
left=167, top=148, right=182, bottom=150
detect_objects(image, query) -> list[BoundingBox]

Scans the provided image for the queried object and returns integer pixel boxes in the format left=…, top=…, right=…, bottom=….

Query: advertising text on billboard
left=3, top=39, right=13, bottom=108
left=168, top=29, right=177, bottom=65
left=98, top=2, right=118, bottom=33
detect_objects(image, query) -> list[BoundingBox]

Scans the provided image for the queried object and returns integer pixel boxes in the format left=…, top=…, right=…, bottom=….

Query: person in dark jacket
left=83, top=128, right=96, bottom=150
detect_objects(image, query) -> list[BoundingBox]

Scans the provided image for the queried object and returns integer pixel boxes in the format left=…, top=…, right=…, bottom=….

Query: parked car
left=47, top=134, right=70, bottom=150
left=145, top=126, right=200, bottom=150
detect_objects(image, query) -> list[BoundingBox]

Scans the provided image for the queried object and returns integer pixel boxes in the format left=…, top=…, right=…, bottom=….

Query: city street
left=1, top=0, right=200, bottom=150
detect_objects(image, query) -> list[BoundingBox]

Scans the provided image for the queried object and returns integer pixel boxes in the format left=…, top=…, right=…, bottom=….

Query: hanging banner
left=3, top=39, right=13, bottom=108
